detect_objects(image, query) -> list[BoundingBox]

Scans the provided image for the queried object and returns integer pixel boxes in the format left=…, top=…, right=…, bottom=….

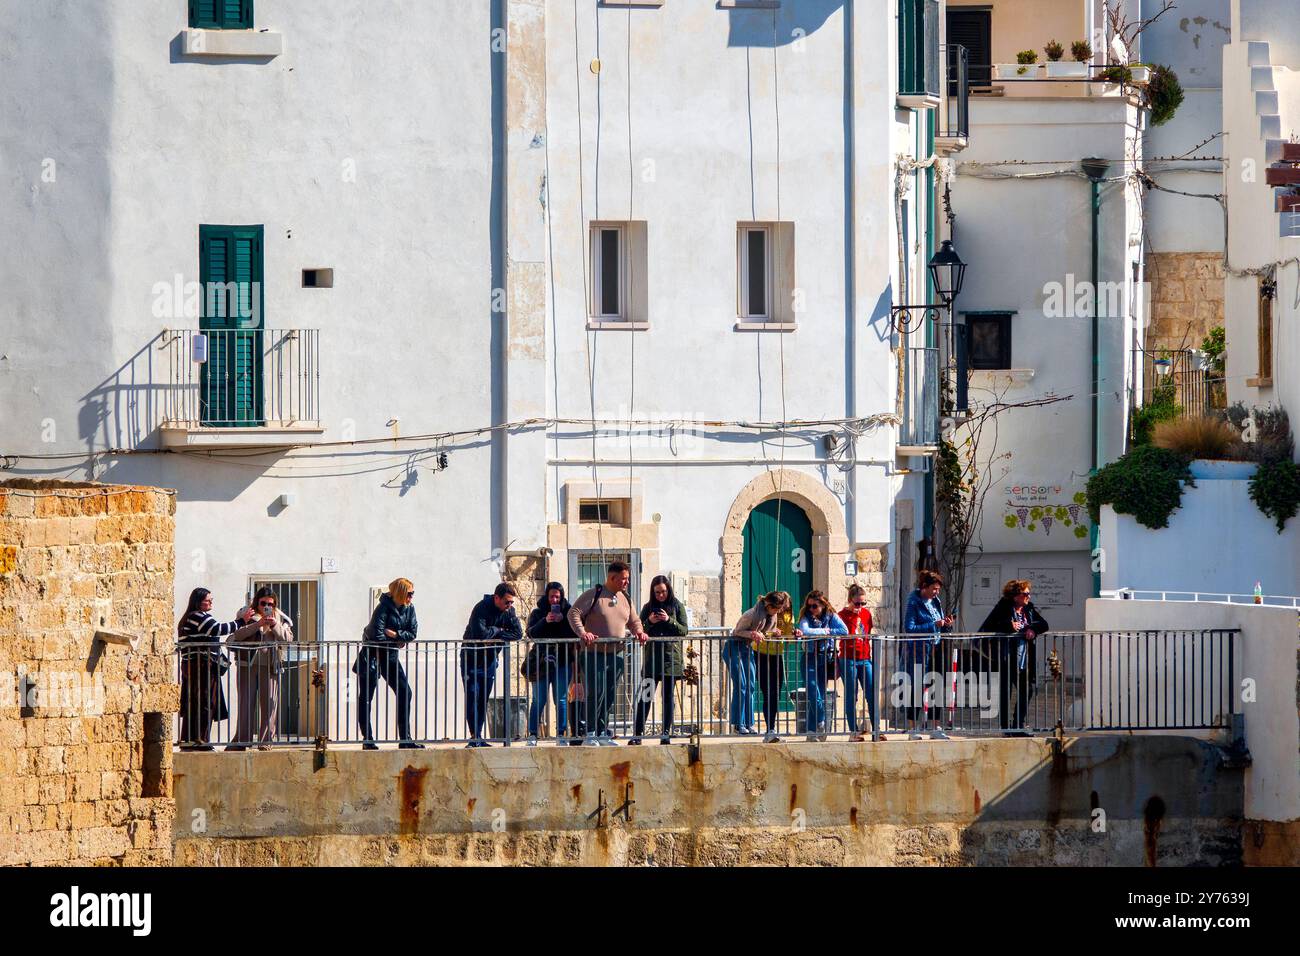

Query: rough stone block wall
left=0, top=480, right=178, bottom=866
left=1147, top=252, right=1225, bottom=352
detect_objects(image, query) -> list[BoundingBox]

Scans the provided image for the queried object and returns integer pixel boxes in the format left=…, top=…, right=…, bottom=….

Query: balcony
left=897, top=0, right=940, bottom=110
left=159, top=328, right=323, bottom=449
left=898, top=346, right=940, bottom=453
left=935, top=44, right=970, bottom=153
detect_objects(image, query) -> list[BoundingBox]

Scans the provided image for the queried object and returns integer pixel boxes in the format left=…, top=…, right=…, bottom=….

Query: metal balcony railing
left=174, top=628, right=1240, bottom=750
left=939, top=44, right=969, bottom=141
left=161, top=328, right=320, bottom=429
left=1133, top=347, right=1217, bottom=422
left=900, top=346, right=940, bottom=449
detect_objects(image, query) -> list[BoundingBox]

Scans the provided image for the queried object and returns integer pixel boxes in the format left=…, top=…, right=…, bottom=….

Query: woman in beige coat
left=226, top=586, right=293, bottom=751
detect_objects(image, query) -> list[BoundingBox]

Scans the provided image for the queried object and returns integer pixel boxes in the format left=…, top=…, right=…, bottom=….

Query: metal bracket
left=588, top=788, right=609, bottom=828
left=613, top=782, right=635, bottom=823
left=688, top=732, right=702, bottom=766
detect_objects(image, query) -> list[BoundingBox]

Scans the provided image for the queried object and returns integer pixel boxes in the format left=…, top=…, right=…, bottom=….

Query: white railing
left=1102, top=588, right=1300, bottom=608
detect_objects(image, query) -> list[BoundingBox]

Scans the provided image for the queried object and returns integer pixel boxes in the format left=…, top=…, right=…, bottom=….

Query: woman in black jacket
left=978, top=579, right=1049, bottom=733
left=630, top=575, right=689, bottom=745
left=177, top=588, right=248, bottom=750
left=524, top=582, right=579, bottom=745
left=354, top=577, right=422, bottom=749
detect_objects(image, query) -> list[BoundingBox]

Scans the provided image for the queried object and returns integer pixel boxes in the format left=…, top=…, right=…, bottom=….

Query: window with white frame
left=591, top=223, right=626, bottom=319
left=736, top=221, right=795, bottom=326
left=739, top=226, right=772, bottom=319
left=588, top=221, right=648, bottom=326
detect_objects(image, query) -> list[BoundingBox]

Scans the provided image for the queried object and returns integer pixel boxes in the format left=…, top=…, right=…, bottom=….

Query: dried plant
left=1151, top=416, right=1244, bottom=461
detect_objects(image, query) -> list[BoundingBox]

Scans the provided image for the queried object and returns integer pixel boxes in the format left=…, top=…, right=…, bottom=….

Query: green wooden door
left=742, top=498, right=813, bottom=711
left=199, top=225, right=264, bottom=426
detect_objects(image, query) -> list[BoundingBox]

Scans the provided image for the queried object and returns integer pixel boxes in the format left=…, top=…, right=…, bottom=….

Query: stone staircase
left=1249, top=41, right=1300, bottom=238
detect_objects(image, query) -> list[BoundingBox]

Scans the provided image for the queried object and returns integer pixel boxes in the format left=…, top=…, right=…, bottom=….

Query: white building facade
left=2, top=1, right=951, bottom=644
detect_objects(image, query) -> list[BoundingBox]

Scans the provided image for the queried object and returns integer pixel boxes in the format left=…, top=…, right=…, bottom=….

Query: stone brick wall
left=0, top=479, right=178, bottom=866
left=1147, top=251, right=1225, bottom=353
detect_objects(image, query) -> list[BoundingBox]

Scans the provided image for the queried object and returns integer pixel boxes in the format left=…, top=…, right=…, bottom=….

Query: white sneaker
left=763, top=730, right=780, bottom=744
left=598, top=736, right=618, bottom=746
left=817, top=723, right=828, bottom=742
left=582, top=735, right=599, bottom=747
left=908, top=731, right=924, bottom=741
left=930, top=729, right=950, bottom=740
left=526, top=735, right=538, bottom=747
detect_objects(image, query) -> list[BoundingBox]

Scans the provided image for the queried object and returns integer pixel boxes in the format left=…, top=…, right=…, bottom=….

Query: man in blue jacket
left=461, top=583, right=523, bottom=747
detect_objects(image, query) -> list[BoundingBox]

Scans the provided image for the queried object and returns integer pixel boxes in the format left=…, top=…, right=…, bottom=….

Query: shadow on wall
left=724, top=0, right=846, bottom=48
left=965, top=735, right=1244, bottom=865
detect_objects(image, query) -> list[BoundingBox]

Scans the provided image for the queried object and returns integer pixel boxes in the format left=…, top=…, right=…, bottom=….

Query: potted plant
left=1050, top=39, right=1091, bottom=79
left=1129, top=63, right=1152, bottom=85
left=996, top=49, right=1039, bottom=80
left=1145, top=64, right=1184, bottom=126
left=1152, top=417, right=1256, bottom=480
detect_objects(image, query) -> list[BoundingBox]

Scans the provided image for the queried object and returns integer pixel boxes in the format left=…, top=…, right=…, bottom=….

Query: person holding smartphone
left=901, top=570, right=955, bottom=740
left=226, top=586, right=291, bottom=751
left=524, top=581, right=577, bottom=745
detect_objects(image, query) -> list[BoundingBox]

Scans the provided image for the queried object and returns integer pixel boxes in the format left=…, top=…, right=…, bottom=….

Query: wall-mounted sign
left=1016, top=567, right=1074, bottom=607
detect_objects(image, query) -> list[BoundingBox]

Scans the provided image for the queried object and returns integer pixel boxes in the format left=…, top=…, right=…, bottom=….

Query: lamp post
left=889, top=239, right=969, bottom=424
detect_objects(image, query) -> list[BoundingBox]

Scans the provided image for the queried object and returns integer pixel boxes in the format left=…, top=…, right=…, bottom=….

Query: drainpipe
left=491, top=0, right=509, bottom=560
left=1081, top=156, right=1110, bottom=597
left=844, top=0, right=857, bottom=546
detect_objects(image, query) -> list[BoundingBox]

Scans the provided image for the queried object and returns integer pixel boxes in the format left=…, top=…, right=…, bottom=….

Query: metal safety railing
left=1105, top=588, right=1300, bottom=608
left=174, top=628, right=1239, bottom=750
left=939, top=44, right=969, bottom=141
left=161, top=327, right=320, bottom=429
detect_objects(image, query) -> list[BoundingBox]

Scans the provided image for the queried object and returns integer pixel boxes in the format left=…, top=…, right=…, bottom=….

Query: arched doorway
left=741, top=499, right=813, bottom=609
left=741, top=499, right=813, bottom=714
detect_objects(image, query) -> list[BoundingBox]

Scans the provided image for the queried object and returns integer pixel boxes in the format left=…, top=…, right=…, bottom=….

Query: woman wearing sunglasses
left=226, top=586, right=292, bottom=751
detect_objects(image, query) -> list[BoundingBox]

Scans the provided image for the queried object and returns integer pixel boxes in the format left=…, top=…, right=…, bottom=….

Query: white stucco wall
left=1087, top=598, right=1299, bottom=824
left=949, top=94, right=1143, bottom=595
left=1, top=0, right=928, bottom=640
left=1098, top=477, right=1300, bottom=595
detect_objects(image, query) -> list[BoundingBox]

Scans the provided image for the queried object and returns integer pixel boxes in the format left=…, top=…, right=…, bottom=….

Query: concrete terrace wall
left=173, top=736, right=1245, bottom=866
left=1087, top=598, right=1300, bottom=865
left=0, top=480, right=178, bottom=866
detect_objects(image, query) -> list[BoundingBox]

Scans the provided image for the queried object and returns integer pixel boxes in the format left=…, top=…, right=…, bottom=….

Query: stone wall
left=0, top=480, right=178, bottom=866
left=1147, top=251, right=1225, bottom=353
left=173, top=735, right=1249, bottom=866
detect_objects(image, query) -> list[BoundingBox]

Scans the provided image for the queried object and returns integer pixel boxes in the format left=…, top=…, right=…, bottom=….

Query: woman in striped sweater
left=177, top=588, right=250, bottom=751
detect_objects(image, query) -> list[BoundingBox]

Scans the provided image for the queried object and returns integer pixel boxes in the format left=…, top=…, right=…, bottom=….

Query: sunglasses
left=258, top=601, right=275, bottom=609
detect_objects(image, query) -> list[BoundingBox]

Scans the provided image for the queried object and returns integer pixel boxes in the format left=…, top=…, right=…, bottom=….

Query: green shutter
left=741, top=499, right=814, bottom=712
left=899, top=0, right=939, bottom=98
left=190, top=0, right=253, bottom=29
left=199, top=225, right=264, bottom=427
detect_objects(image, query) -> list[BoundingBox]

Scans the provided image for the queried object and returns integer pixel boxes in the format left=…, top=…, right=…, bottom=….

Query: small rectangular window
left=302, top=268, right=333, bottom=288
left=599, top=228, right=621, bottom=316
left=967, top=313, right=1013, bottom=370
left=579, top=500, right=612, bottom=524
left=190, top=0, right=254, bottom=30
left=739, top=227, right=772, bottom=319
left=1258, top=278, right=1275, bottom=381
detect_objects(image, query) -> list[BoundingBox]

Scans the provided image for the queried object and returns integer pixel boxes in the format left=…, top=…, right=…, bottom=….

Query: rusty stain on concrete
left=1143, top=795, right=1166, bottom=867
left=973, top=790, right=981, bottom=815
left=467, top=797, right=476, bottom=816
left=398, top=766, right=428, bottom=836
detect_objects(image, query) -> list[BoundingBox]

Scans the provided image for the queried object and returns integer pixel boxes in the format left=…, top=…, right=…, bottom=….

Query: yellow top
left=756, top=609, right=794, bottom=656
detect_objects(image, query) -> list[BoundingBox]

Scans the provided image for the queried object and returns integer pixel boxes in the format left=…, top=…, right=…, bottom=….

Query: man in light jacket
left=567, top=560, right=647, bottom=745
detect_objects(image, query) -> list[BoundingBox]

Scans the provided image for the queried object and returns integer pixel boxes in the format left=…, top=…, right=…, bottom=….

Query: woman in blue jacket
left=795, top=590, right=848, bottom=742
left=901, top=570, right=955, bottom=740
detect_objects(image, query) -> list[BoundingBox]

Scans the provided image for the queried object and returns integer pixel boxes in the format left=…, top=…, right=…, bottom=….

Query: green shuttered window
left=199, top=225, right=264, bottom=427
left=189, top=0, right=254, bottom=30
left=898, top=0, right=940, bottom=99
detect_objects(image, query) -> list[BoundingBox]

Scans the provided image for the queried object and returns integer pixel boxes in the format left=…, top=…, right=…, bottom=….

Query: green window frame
left=898, top=0, right=940, bottom=99
left=189, top=0, right=254, bottom=30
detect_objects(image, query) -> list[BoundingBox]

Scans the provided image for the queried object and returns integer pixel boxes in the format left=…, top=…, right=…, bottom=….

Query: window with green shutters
left=189, top=0, right=253, bottom=30
left=898, top=0, right=940, bottom=100
left=199, top=225, right=264, bottom=427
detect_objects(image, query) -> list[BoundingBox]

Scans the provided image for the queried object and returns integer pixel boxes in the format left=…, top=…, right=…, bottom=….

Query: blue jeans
left=529, top=663, right=571, bottom=737
left=804, top=652, right=832, bottom=732
left=721, top=638, right=756, bottom=731
left=579, top=650, right=625, bottom=736
left=841, top=658, right=875, bottom=732
left=460, top=645, right=501, bottom=740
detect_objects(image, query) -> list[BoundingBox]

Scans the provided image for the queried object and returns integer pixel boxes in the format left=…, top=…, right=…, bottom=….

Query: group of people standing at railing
left=176, top=560, right=1050, bottom=751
